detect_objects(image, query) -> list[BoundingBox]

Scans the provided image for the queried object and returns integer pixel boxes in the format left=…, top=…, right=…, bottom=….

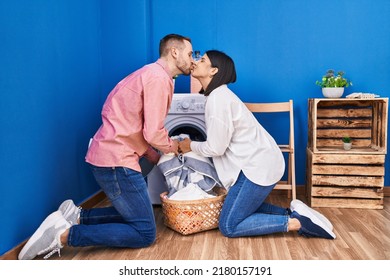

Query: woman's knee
left=218, top=216, right=236, bottom=238
left=219, top=223, right=236, bottom=238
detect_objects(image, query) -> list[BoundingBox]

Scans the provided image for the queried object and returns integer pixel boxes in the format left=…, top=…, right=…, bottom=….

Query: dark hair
left=159, top=34, right=191, bottom=57
left=202, top=50, right=237, bottom=96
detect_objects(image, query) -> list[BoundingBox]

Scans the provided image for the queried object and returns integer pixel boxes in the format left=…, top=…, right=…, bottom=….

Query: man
left=19, top=34, right=194, bottom=260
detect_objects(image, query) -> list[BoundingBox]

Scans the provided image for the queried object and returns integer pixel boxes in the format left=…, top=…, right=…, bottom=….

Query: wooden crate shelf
left=306, top=98, right=388, bottom=209
left=306, top=148, right=384, bottom=209
left=308, top=98, right=388, bottom=154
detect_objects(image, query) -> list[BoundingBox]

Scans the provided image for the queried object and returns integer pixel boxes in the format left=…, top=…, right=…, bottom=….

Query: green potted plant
left=316, top=69, right=352, bottom=98
left=342, top=136, right=352, bottom=150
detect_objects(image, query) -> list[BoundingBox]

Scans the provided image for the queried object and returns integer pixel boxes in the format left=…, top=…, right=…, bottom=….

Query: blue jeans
left=67, top=165, right=156, bottom=248
left=219, top=171, right=289, bottom=237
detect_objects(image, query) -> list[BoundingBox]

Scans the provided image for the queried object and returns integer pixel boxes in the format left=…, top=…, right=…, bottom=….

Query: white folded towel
left=169, top=184, right=216, bottom=200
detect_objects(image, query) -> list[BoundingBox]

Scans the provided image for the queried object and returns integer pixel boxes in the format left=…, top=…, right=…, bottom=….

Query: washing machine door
left=147, top=116, right=207, bottom=205
left=165, top=115, right=206, bottom=141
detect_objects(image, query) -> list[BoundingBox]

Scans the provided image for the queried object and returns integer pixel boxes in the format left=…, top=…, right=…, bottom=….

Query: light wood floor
left=46, top=193, right=390, bottom=260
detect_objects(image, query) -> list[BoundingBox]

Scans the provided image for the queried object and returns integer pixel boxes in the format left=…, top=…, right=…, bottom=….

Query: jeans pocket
left=91, top=166, right=122, bottom=200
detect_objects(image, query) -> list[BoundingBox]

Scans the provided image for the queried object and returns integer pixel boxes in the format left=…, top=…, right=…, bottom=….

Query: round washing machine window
left=169, top=124, right=206, bottom=141
left=165, top=116, right=206, bottom=141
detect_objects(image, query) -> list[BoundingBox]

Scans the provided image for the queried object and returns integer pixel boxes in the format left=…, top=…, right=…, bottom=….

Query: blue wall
left=100, top=0, right=152, bottom=96
left=0, top=0, right=105, bottom=255
left=1, top=0, right=390, bottom=255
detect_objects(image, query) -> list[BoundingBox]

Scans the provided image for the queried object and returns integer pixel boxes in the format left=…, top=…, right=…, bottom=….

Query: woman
left=179, top=50, right=335, bottom=239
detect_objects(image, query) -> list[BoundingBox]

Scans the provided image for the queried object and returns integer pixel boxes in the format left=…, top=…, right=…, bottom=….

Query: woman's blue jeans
left=219, top=171, right=289, bottom=237
left=67, top=165, right=156, bottom=248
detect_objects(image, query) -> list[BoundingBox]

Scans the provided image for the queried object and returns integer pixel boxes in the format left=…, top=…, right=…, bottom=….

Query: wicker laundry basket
left=160, top=186, right=227, bottom=235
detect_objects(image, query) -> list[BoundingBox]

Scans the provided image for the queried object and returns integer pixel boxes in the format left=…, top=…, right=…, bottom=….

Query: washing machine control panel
left=170, top=94, right=206, bottom=114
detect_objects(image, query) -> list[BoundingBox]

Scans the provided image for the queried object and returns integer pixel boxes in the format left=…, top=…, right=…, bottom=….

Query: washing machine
left=146, top=93, right=207, bottom=204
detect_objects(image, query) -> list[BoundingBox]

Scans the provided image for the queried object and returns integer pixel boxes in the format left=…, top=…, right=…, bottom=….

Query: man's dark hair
left=159, top=34, right=191, bottom=56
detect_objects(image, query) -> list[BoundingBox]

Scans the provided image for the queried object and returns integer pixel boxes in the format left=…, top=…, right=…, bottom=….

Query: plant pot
left=322, top=87, right=345, bottom=98
left=343, top=142, right=352, bottom=150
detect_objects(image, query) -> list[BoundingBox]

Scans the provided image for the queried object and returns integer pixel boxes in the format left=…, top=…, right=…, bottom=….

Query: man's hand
left=171, top=139, right=180, bottom=155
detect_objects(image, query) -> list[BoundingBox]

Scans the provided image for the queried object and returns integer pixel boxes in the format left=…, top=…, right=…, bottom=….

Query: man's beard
left=177, top=61, right=191, bottom=76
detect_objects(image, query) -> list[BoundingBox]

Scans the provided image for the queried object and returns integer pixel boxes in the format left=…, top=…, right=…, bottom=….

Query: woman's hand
left=179, top=138, right=192, bottom=153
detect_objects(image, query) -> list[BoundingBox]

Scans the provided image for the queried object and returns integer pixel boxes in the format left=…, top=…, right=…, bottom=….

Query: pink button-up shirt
left=85, top=59, right=176, bottom=172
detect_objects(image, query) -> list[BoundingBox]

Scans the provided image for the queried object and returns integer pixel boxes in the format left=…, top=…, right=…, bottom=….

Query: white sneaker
left=18, top=211, right=70, bottom=260
left=58, top=199, right=81, bottom=225
left=291, top=211, right=336, bottom=239
left=290, top=199, right=333, bottom=230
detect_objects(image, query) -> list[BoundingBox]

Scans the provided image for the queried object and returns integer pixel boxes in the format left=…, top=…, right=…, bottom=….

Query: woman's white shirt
left=190, top=85, right=285, bottom=189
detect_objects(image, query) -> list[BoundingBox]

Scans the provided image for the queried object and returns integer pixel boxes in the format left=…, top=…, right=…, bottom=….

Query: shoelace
left=43, top=245, right=62, bottom=260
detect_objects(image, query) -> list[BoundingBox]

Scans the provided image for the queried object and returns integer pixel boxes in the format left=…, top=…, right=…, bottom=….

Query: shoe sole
left=18, top=211, right=67, bottom=260
left=291, top=200, right=333, bottom=230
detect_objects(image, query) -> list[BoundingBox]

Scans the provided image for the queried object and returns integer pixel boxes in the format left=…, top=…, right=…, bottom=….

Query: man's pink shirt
left=85, top=59, right=176, bottom=172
